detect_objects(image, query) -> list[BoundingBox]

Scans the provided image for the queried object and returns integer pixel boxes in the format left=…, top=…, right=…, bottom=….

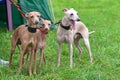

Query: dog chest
left=57, top=30, right=73, bottom=43
left=29, top=37, right=34, bottom=43
left=38, top=41, right=46, bottom=48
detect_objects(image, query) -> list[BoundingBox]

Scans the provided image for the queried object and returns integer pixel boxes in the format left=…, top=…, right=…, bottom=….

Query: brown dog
left=9, top=11, right=40, bottom=76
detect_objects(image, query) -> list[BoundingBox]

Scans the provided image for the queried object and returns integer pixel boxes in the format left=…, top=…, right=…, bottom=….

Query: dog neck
left=26, top=22, right=38, bottom=33
left=26, top=25, right=37, bottom=33
left=60, top=23, right=70, bottom=30
left=60, top=16, right=71, bottom=30
left=27, top=22, right=37, bottom=28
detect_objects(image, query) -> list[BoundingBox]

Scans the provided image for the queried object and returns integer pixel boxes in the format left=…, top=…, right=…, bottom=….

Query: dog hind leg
left=74, top=39, right=83, bottom=58
left=83, top=36, right=93, bottom=62
left=74, top=33, right=83, bottom=57
left=9, top=33, right=19, bottom=66
left=9, top=47, right=15, bottom=66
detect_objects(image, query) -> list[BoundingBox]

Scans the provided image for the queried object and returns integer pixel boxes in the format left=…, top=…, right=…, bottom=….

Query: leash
left=9, top=0, right=26, bottom=18
left=54, top=20, right=61, bottom=25
left=17, top=3, right=32, bottom=12
left=9, top=0, right=58, bottom=27
left=9, top=0, right=47, bottom=22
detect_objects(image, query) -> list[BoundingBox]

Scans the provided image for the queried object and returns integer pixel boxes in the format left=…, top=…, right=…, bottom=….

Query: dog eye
left=31, top=16, right=34, bottom=18
left=42, top=24, right=45, bottom=27
left=70, top=13, right=73, bottom=16
left=37, top=15, right=40, bottom=17
left=48, top=24, right=51, bottom=26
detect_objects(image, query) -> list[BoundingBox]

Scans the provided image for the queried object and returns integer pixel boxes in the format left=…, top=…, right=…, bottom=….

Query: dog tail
left=89, top=31, right=95, bottom=35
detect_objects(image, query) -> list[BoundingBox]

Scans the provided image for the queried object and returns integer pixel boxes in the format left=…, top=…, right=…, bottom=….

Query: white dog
left=57, top=8, right=94, bottom=68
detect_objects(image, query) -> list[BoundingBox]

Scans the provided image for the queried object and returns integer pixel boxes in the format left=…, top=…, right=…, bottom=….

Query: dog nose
left=77, top=18, right=80, bottom=21
left=35, top=21, right=39, bottom=24
left=45, top=28, right=48, bottom=31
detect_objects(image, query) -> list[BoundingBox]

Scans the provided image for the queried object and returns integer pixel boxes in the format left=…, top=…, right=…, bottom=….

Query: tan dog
left=25, top=20, right=51, bottom=67
left=9, top=11, right=40, bottom=76
left=37, top=20, right=51, bottom=67
left=57, top=8, right=94, bottom=68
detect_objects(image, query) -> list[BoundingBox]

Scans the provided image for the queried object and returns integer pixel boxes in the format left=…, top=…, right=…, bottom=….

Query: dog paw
left=29, top=72, right=32, bottom=76
left=33, top=71, right=36, bottom=75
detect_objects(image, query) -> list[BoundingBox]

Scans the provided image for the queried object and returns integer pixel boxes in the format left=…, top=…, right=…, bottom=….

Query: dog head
left=39, top=20, right=51, bottom=34
left=63, top=8, right=80, bottom=28
left=25, top=11, right=41, bottom=25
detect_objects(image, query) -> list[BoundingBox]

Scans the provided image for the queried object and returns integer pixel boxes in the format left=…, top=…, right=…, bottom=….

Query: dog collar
left=60, top=22, right=71, bottom=30
left=26, top=25, right=37, bottom=33
left=38, top=27, right=48, bottom=34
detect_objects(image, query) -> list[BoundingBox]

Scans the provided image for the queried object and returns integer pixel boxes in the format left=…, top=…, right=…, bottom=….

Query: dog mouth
left=37, top=27, right=49, bottom=34
left=70, top=19, right=75, bottom=29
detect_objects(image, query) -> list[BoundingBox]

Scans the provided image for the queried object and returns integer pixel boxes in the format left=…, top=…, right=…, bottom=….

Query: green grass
left=0, top=0, right=120, bottom=80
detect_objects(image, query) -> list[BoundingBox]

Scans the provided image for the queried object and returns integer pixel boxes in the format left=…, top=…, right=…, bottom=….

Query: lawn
left=0, top=0, right=120, bottom=80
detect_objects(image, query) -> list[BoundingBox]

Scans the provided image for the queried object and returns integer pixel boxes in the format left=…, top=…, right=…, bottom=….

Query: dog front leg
left=43, top=53, right=46, bottom=64
left=39, top=48, right=44, bottom=68
left=33, top=49, right=37, bottom=75
left=57, top=43, right=61, bottom=67
left=18, top=50, right=25, bottom=75
left=29, top=49, right=34, bottom=76
left=24, top=53, right=29, bottom=65
left=69, top=43, right=73, bottom=68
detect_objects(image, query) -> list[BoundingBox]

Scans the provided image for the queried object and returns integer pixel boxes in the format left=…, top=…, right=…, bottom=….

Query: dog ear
left=25, top=13, right=29, bottom=19
left=48, top=21, right=51, bottom=25
left=38, top=12, right=41, bottom=16
left=36, top=12, right=41, bottom=17
left=63, top=8, right=68, bottom=13
left=70, top=8, right=74, bottom=10
left=40, top=18, right=44, bottom=22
